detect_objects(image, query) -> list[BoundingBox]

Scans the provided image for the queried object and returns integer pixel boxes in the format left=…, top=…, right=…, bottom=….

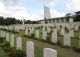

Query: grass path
left=0, top=30, right=80, bottom=57
left=14, top=31, right=80, bottom=57
left=0, top=47, right=8, bottom=57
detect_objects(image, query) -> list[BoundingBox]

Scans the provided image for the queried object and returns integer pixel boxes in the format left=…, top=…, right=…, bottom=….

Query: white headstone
left=6, top=33, right=10, bottom=42
left=42, top=31, right=47, bottom=40
left=31, top=27, right=34, bottom=34
left=25, top=29, right=28, bottom=35
left=16, top=37, right=22, bottom=50
left=35, top=30, right=39, bottom=39
left=63, top=34, right=71, bottom=47
left=47, top=27, right=51, bottom=33
left=69, top=30, right=74, bottom=37
left=61, top=28, right=65, bottom=35
left=51, top=29, right=57, bottom=44
left=44, top=48, right=57, bottom=57
left=74, top=25, right=79, bottom=31
left=27, top=41, right=34, bottom=57
left=10, top=34, right=15, bottom=47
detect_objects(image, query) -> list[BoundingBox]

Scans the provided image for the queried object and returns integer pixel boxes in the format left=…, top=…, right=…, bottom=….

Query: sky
left=0, top=0, right=80, bottom=21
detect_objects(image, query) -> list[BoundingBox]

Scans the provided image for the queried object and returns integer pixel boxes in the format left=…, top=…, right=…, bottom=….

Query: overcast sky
left=0, top=0, right=80, bottom=20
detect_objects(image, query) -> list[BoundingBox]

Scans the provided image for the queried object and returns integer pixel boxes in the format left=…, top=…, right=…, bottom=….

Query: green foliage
left=57, top=36, right=63, bottom=46
left=8, top=48, right=26, bottom=57
left=12, top=30, right=19, bottom=33
left=47, top=35, right=51, bottom=43
left=72, top=47, right=80, bottom=53
left=43, top=18, right=47, bottom=24
left=25, top=20, right=39, bottom=24
left=0, top=16, right=22, bottom=25
left=23, top=34, right=35, bottom=39
left=74, top=15, right=80, bottom=22
left=71, top=38, right=79, bottom=51
left=0, top=41, right=26, bottom=57
left=0, top=28, right=7, bottom=31
left=0, top=37, right=5, bottom=43
left=74, top=11, right=80, bottom=22
left=0, top=41, right=11, bottom=52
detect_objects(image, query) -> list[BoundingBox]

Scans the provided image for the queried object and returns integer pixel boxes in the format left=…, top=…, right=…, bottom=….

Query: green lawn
left=14, top=30, right=80, bottom=57
left=0, top=29, right=80, bottom=57
left=0, top=47, right=8, bottom=57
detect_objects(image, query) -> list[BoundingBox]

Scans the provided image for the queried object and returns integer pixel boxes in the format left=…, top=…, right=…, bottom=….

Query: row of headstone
left=0, top=31, right=6, bottom=37
left=24, top=27, right=79, bottom=47
left=0, top=23, right=80, bottom=48
left=27, top=41, right=57, bottom=57
left=5, top=31, right=57, bottom=57
left=25, top=24, right=76, bottom=37
left=0, top=25, right=79, bottom=48
left=0, top=23, right=80, bottom=36
left=0, top=22, right=80, bottom=31
left=24, top=23, right=80, bottom=31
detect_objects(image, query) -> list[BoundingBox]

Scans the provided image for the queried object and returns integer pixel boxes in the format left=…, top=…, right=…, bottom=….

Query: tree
left=74, top=11, right=80, bottom=22
left=0, top=16, right=22, bottom=25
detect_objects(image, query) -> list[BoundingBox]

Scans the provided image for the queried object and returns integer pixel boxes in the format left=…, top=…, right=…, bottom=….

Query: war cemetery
left=0, top=1, right=80, bottom=57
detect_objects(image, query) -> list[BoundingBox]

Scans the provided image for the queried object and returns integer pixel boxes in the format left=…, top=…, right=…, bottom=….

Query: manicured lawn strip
left=71, top=38, right=79, bottom=48
left=0, top=30, right=80, bottom=57
left=74, top=31, right=79, bottom=38
left=57, top=35, right=63, bottom=46
left=17, top=31, right=80, bottom=57
left=0, top=47, right=8, bottom=57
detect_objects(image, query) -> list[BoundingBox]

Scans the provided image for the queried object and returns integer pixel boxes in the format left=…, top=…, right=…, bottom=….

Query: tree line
left=66, top=11, right=80, bottom=22
left=0, top=16, right=40, bottom=25
left=0, top=16, right=22, bottom=25
left=0, top=11, right=80, bottom=26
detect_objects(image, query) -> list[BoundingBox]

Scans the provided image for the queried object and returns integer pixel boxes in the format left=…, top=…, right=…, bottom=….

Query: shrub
left=72, top=47, right=80, bottom=53
left=0, top=37, right=5, bottom=43
left=1, top=41, right=11, bottom=52
left=57, top=41, right=62, bottom=46
left=47, top=35, right=51, bottom=43
left=8, top=48, right=26, bottom=57
left=17, top=50, right=26, bottom=57
left=12, top=30, right=19, bottom=33
left=8, top=47, right=17, bottom=57
left=31, top=34, right=35, bottom=38
left=23, top=35, right=27, bottom=37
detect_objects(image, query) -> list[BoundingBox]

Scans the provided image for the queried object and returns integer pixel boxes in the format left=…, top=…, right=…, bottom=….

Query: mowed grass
left=13, top=30, right=80, bottom=57
left=71, top=39, right=79, bottom=48
left=0, top=47, right=8, bottom=57
left=0, top=29, right=80, bottom=57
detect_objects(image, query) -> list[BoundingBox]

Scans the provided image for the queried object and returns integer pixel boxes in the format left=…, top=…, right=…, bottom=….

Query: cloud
left=71, top=0, right=80, bottom=11
left=0, top=0, right=66, bottom=21
left=38, top=0, right=66, bottom=18
left=1, top=0, right=20, bottom=7
left=66, top=0, right=80, bottom=12
left=0, top=0, right=44, bottom=20
left=0, top=0, right=31, bottom=20
left=36, top=0, right=63, bottom=3
left=50, top=9, right=65, bottom=18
